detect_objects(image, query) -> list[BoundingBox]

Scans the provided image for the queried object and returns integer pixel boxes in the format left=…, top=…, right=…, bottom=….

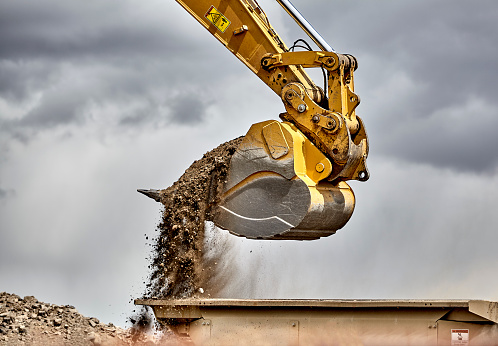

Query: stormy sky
left=1, top=0, right=498, bottom=327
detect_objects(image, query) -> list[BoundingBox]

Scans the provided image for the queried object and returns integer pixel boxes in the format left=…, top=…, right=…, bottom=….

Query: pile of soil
left=145, top=137, right=243, bottom=300
left=0, top=292, right=165, bottom=346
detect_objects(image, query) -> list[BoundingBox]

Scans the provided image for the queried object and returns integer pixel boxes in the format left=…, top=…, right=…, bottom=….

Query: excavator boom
left=140, top=0, right=369, bottom=240
left=174, top=0, right=318, bottom=96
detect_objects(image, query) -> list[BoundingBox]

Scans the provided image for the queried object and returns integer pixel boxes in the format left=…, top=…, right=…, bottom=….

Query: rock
left=23, top=296, right=36, bottom=303
left=89, top=317, right=100, bottom=327
left=54, top=318, right=62, bottom=326
left=88, top=331, right=102, bottom=345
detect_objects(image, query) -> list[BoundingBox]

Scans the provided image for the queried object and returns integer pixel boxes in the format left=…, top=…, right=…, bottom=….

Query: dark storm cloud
left=0, top=0, right=229, bottom=144
left=19, top=88, right=88, bottom=129
left=0, top=64, right=155, bottom=136
left=0, top=61, right=58, bottom=102
left=366, top=0, right=498, bottom=172
left=118, top=90, right=211, bottom=127
left=0, top=0, right=187, bottom=61
left=169, top=94, right=208, bottom=125
left=373, top=98, right=498, bottom=172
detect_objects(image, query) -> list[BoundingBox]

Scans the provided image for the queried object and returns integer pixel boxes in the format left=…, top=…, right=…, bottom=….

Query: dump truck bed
left=135, top=298, right=498, bottom=345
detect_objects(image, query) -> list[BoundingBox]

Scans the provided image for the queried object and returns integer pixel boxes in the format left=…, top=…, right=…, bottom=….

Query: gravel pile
left=0, top=292, right=166, bottom=346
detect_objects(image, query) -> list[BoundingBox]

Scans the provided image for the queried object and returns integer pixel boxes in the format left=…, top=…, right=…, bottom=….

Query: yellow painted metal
left=260, top=50, right=368, bottom=182
left=261, top=51, right=346, bottom=71
left=205, top=5, right=231, bottom=32
left=174, top=0, right=319, bottom=97
left=280, top=122, right=332, bottom=185
left=261, top=121, right=289, bottom=159
left=279, top=83, right=368, bottom=182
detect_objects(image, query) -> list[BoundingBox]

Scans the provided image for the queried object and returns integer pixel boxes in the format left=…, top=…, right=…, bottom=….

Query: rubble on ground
left=0, top=292, right=172, bottom=345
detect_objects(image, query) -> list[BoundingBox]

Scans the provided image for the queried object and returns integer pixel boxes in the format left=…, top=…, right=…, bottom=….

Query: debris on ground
left=0, top=292, right=175, bottom=345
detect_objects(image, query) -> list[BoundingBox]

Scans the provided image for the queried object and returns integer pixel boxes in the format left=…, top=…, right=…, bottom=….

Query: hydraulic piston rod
left=275, top=0, right=335, bottom=52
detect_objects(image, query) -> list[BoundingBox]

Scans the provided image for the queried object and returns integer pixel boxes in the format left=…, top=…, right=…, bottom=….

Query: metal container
left=135, top=298, right=498, bottom=345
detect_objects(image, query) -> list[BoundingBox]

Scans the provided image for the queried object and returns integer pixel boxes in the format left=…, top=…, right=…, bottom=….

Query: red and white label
left=451, top=329, right=469, bottom=345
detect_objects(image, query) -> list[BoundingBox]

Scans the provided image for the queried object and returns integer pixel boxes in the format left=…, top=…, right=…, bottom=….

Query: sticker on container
left=205, top=5, right=231, bottom=33
left=451, top=329, right=469, bottom=345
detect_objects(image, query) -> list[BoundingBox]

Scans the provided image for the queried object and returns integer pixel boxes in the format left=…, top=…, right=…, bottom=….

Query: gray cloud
left=374, top=96, right=498, bottom=172
left=0, top=187, right=15, bottom=199
left=0, top=0, right=236, bottom=146
left=0, top=59, right=216, bottom=144
left=168, top=93, right=209, bottom=125
left=285, top=0, right=498, bottom=172
left=0, top=61, right=58, bottom=102
left=0, top=0, right=187, bottom=61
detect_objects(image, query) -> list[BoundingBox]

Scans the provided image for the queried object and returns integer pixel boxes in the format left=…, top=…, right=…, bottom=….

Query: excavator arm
left=142, top=0, right=369, bottom=240
left=174, top=0, right=320, bottom=99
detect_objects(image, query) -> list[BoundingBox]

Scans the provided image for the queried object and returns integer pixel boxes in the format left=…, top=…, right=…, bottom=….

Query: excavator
left=139, top=0, right=369, bottom=240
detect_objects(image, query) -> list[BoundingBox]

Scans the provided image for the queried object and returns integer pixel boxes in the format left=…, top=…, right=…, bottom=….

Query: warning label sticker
left=205, top=5, right=231, bottom=33
left=451, top=329, right=469, bottom=345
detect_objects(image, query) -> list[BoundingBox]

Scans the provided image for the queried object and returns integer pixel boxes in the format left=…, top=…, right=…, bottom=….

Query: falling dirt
left=144, top=137, right=244, bottom=300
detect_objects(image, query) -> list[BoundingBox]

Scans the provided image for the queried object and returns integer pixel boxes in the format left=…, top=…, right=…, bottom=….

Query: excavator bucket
left=138, top=119, right=358, bottom=241
left=211, top=120, right=355, bottom=240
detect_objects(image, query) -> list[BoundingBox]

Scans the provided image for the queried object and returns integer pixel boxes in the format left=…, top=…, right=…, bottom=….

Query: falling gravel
left=145, top=137, right=243, bottom=300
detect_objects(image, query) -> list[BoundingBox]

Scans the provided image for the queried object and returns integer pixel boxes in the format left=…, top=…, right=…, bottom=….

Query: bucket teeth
left=137, top=189, right=161, bottom=202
